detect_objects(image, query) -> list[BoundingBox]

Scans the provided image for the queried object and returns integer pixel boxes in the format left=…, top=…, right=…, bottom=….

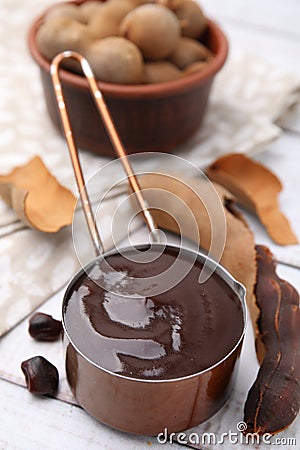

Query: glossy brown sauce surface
left=64, top=246, right=244, bottom=380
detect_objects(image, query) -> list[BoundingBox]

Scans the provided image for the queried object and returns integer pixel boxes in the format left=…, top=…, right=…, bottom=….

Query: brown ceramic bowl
left=28, top=1, right=228, bottom=157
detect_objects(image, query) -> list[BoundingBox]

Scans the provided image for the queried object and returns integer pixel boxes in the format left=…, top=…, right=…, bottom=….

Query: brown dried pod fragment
left=131, top=173, right=258, bottom=324
left=206, top=153, right=298, bottom=246
left=244, top=245, right=300, bottom=435
left=0, top=156, right=76, bottom=233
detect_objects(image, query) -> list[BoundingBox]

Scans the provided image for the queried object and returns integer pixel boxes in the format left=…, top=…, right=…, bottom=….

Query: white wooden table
left=0, top=1, right=299, bottom=449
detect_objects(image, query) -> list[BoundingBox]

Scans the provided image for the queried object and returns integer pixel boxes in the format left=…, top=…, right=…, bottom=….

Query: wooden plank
left=0, top=379, right=181, bottom=450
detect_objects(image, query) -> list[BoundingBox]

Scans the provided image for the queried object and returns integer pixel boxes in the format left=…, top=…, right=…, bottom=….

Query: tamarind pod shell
left=244, top=245, right=300, bottom=435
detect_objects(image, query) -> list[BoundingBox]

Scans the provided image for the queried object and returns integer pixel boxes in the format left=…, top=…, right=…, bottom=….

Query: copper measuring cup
left=51, top=52, right=247, bottom=435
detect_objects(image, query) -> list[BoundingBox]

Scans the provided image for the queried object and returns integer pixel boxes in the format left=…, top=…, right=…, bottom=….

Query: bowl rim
left=28, top=1, right=229, bottom=99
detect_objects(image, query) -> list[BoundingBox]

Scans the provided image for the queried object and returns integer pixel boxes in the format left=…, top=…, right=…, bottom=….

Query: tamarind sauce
left=64, top=246, right=244, bottom=380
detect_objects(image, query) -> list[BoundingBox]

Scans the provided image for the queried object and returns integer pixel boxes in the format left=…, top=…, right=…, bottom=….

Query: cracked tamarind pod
left=244, top=245, right=300, bottom=435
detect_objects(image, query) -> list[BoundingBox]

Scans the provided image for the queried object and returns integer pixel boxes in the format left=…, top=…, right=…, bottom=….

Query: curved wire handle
left=50, top=51, right=159, bottom=256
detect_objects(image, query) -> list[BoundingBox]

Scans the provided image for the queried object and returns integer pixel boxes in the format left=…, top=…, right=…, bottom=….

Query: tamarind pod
left=244, top=245, right=300, bottom=434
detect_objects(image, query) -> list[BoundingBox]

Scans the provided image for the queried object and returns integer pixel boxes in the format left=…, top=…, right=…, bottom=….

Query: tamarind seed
left=29, top=312, right=62, bottom=341
left=21, top=356, right=59, bottom=395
